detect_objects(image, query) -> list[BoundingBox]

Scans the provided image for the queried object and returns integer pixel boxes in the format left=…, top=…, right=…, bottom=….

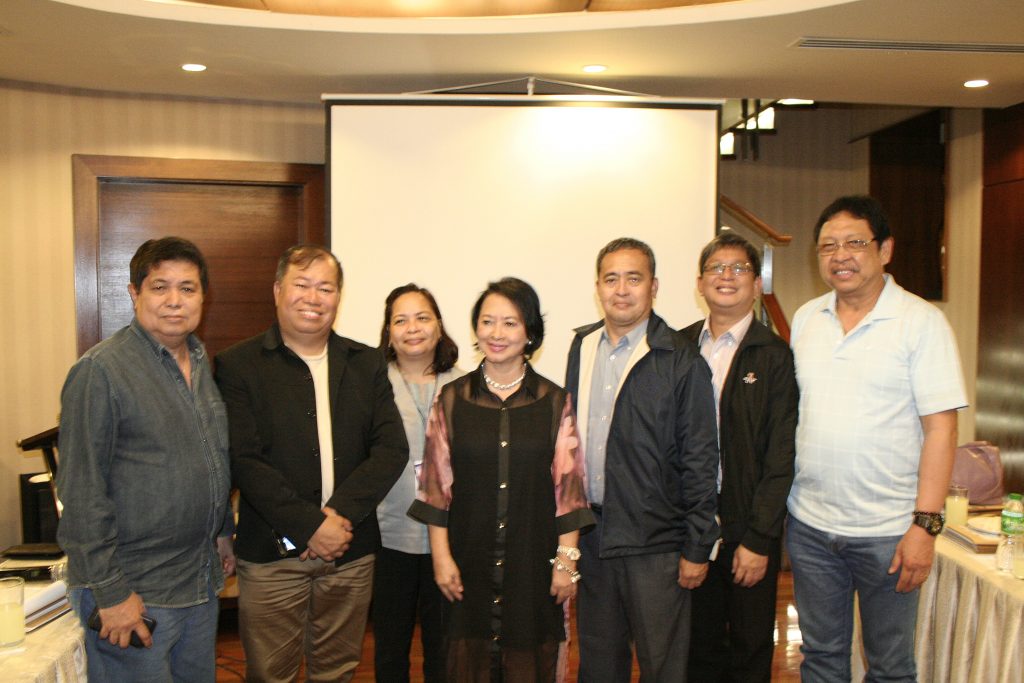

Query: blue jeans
left=69, top=585, right=220, bottom=682
left=786, top=515, right=918, bottom=683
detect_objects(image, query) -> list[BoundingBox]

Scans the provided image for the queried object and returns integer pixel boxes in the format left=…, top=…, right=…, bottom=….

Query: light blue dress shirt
left=585, top=319, right=648, bottom=505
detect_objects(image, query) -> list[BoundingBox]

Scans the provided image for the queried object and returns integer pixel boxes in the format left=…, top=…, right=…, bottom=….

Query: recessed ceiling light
left=182, top=63, right=207, bottom=72
left=582, top=64, right=607, bottom=74
left=964, top=79, right=989, bottom=88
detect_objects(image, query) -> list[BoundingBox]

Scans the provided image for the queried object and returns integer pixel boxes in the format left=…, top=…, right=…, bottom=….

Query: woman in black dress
left=408, top=277, right=594, bottom=683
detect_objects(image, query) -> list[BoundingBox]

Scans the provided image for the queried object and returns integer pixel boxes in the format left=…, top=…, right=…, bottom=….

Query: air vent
left=797, top=37, right=1024, bottom=54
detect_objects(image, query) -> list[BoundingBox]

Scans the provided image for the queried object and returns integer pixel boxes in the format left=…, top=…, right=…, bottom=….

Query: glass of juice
left=0, top=577, right=25, bottom=647
left=945, top=484, right=969, bottom=527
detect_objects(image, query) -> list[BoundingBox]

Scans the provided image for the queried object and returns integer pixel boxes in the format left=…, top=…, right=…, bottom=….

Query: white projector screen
left=326, top=95, right=720, bottom=383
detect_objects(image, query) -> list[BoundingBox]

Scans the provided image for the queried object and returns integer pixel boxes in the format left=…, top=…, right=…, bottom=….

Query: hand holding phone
left=87, top=605, right=157, bottom=648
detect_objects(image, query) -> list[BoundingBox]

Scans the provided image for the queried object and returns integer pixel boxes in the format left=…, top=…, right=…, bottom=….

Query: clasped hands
left=301, top=506, right=353, bottom=561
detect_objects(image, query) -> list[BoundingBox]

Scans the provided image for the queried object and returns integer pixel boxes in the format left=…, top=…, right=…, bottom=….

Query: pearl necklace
left=482, top=364, right=526, bottom=391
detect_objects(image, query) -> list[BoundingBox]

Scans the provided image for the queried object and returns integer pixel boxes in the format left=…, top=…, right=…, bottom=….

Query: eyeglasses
left=816, top=238, right=876, bottom=256
left=702, top=262, right=754, bottom=276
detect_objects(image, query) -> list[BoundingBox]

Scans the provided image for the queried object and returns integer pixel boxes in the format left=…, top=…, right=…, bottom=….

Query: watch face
left=929, top=519, right=943, bottom=534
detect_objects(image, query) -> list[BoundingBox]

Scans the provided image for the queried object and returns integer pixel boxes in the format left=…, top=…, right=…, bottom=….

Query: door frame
left=72, top=154, right=324, bottom=355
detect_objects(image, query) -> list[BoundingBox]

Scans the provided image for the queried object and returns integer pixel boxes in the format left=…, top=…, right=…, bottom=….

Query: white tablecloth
left=915, top=535, right=1024, bottom=682
left=0, top=610, right=85, bottom=683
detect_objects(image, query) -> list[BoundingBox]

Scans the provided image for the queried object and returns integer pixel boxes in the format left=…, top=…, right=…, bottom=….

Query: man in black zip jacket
left=680, top=233, right=798, bottom=683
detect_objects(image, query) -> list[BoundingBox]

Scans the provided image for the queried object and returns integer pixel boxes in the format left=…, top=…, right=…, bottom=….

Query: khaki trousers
left=236, top=553, right=375, bottom=683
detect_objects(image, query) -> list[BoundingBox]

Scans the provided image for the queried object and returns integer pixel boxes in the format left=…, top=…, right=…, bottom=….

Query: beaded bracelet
left=549, top=557, right=582, bottom=584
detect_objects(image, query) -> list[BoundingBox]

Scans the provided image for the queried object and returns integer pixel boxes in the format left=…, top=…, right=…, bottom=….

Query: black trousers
left=372, top=547, right=447, bottom=683
left=687, top=540, right=782, bottom=683
left=576, top=508, right=693, bottom=683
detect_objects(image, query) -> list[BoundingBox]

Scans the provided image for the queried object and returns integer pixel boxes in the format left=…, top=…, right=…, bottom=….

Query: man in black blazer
left=680, top=233, right=798, bottom=683
left=216, top=244, right=407, bottom=682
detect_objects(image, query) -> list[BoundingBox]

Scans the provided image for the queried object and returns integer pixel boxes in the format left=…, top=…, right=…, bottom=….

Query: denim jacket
left=56, top=319, right=233, bottom=609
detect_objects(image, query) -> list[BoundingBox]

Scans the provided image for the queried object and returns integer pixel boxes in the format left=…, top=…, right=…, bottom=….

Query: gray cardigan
left=377, top=362, right=465, bottom=554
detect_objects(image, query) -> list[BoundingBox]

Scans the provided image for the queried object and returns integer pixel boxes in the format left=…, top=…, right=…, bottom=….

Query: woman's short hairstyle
left=130, top=236, right=209, bottom=292
left=379, top=283, right=459, bottom=374
left=813, top=195, right=891, bottom=244
left=698, top=232, right=762, bottom=278
left=470, top=277, right=545, bottom=360
left=275, top=244, right=343, bottom=288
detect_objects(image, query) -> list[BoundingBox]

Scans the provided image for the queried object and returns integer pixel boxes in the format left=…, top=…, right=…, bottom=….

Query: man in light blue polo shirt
left=787, top=196, right=967, bottom=682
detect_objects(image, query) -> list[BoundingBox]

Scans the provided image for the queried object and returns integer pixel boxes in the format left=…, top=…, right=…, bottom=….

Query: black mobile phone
left=86, top=606, right=157, bottom=648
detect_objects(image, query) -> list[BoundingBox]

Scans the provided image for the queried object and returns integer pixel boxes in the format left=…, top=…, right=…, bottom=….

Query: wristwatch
left=912, top=510, right=945, bottom=536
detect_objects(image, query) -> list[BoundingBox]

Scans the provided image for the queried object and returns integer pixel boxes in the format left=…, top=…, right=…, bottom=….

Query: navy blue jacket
left=566, top=313, right=720, bottom=563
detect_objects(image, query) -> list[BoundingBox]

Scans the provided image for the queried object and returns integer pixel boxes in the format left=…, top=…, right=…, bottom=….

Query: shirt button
left=610, top=354, right=616, bottom=360
left=495, top=559, right=503, bottom=566
left=499, top=482, right=508, bottom=489
left=500, top=441, right=508, bottom=448
left=498, top=522, right=506, bottom=529
left=493, top=596, right=502, bottom=604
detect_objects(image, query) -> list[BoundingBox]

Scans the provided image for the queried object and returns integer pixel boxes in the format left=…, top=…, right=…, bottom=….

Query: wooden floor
left=215, top=570, right=802, bottom=681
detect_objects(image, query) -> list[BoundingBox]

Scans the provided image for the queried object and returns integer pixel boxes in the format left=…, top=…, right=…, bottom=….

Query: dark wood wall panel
left=74, top=155, right=325, bottom=359
left=979, top=104, right=1024, bottom=494
left=869, top=109, right=946, bottom=300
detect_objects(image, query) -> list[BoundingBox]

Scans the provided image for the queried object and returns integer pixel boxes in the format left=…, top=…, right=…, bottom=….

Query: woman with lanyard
left=375, top=283, right=464, bottom=682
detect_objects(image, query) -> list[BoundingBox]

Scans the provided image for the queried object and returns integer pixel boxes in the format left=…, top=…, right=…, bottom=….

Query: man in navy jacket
left=566, top=237, right=719, bottom=682
left=680, top=233, right=798, bottom=682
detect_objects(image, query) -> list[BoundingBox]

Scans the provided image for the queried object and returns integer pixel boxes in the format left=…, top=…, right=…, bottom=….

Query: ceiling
left=1, top=0, right=1022, bottom=108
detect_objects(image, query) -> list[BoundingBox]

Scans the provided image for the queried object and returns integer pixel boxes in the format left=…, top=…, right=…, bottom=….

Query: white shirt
left=787, top=275, right=967, bottom=537
left=297, top=346, right=334, bottom=508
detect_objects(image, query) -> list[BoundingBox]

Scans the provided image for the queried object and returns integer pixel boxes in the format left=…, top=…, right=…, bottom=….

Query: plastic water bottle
left=995, top=492, right=1024, bottom=572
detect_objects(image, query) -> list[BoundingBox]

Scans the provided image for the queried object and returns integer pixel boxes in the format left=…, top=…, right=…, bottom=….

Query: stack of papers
left=942, top=515, right=1001, bottom=554
left=24, top=580, right=70, bottom=633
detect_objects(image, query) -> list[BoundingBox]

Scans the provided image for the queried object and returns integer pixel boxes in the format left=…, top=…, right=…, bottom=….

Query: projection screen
left=326, top=94, right=720, bottom=382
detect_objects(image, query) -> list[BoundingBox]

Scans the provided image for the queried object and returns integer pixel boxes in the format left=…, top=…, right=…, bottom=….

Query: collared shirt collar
left=601, top=317, right=649, bottom=350
left=820, top=273, right=899, bottom=323
left=129, top=317, right=204, bottom=361
left=698, top=310, right=754, bottom=347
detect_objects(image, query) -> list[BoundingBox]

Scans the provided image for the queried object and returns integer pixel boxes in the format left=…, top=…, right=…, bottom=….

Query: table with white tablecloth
left=0, top=610, right=85, bottom=683
left=915, top=534, right=1024, bottom=682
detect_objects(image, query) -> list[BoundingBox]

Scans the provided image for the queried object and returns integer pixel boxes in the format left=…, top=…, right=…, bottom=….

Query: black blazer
left=679, top=318, right=798, bottom=554
left=216, top=325, right=408, bottom=564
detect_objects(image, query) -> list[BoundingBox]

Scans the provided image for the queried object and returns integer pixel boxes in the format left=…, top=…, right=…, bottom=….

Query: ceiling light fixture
left=182, top=63, right=207, bottom=72
left=963, top=79, right=989, bottom=88
left=776, top=98, right=815, bottom=106
left=582, top=64, right=607, bottom=74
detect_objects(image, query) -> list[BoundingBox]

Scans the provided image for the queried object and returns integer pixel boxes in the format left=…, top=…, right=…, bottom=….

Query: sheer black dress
left=408, top=366, right=594, bottom=683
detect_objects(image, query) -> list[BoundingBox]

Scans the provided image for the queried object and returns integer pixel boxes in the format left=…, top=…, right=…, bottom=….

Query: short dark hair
left=596, top=237, right=656, bottom=278
left=130, top=237, right=209, bottom=292
left=698, top=232, right=762, bottom=278
left=813, top=195, right=892, bottom=244
left=470, top=277, right=545, bottom=360
left=379, top=283, right=459, bottom=374
left=275, top=244, right=343, bottom=288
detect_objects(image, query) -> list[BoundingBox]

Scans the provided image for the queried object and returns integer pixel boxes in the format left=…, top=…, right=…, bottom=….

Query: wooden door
left=72, top=155, right=325, bottom=358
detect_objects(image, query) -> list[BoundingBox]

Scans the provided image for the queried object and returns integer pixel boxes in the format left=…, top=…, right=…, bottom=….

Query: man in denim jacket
left=57, top=237, right=235, bottom=682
